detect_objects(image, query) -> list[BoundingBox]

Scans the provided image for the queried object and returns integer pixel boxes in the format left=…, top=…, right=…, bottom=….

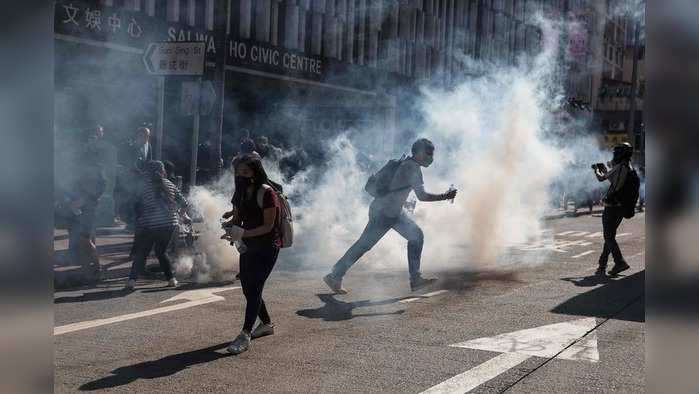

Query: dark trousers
left=331, top=210, right=424, bottom=280
left=599, top=206, right=626, bottom=267
left=239, top=246, right=279, bottom=332
left=129, top=226, right=176, bottom=280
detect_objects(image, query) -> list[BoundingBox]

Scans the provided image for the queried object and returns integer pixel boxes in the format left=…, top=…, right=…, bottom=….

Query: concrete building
left=584, top=0, right=644, bottom=157
left=54, top=0, right=564, bottom=185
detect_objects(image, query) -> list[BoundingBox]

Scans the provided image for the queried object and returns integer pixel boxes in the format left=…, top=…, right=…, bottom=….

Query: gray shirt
left=370, top=158, right=423, bottom=218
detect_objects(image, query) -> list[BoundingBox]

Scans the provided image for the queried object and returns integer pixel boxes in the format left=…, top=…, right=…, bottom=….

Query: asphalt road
left=54, top=212, right=645, bottom=393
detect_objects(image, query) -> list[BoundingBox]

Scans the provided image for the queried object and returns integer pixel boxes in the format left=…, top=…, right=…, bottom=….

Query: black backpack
left=613, top=167, right=640, bottom=219
left=364, top=157, right=411, bottom=198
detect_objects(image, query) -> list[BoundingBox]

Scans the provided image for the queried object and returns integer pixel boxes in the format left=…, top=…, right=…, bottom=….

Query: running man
left=324, top=138, right=458, bottom=294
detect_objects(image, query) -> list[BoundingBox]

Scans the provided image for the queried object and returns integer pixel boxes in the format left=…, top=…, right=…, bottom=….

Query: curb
left=543, top=208, right=604, bottom=220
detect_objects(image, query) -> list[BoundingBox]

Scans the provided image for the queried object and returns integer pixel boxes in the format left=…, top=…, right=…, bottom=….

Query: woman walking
left=223, top=155, right=281, bottom=355
left=125, top=161, right=188, bottom=290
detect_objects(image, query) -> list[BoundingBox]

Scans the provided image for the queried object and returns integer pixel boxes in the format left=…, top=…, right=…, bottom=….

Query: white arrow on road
left=420, top=318, right=599, bottom=393
left=54, top=286, right=240, bottom=336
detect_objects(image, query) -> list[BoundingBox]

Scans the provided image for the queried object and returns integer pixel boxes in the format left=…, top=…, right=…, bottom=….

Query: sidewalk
left=53, top=225, right=137, bottom=289
left=543, top=205, right=605, bottom=220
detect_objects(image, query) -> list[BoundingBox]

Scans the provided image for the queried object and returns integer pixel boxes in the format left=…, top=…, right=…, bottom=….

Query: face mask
left=235, top=176, right=253, bottom=190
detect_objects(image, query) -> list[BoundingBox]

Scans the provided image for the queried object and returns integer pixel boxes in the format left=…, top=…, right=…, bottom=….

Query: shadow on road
left=434, top=269, right=523, bottom=292
left=79, top=342, right=230, bottom=391
left=553, top=270, right=645, bottom=322
left=54, top=288, right=134, bottom=304
left=140, top=280, right=238, bottom=294
left=296, top=294, right=404, bottom=321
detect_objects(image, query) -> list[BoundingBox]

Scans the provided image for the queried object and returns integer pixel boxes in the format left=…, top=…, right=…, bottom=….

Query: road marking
left=586, top=232, right=603, bottom=238
left=420, top=353, right=531, bottom=394
left=557, top=240, right=593, bottom=248
left=54, top=286, right=240, bottom=336
left=572, top=250, right=595, bottom=259
left=421, top=318, right=598, bottom=393
left=617, top=233, right=632, bottom=237
left=556, top=231, right=577, bottom=236
left=399, top=289, right=449, bottom=304
left=567, top=231, right=589, bottom=237
left=422, top=290, right=450, bottom=298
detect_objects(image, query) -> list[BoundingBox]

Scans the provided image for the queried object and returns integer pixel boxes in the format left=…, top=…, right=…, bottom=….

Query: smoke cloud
left=182, top=15, right=615, bottom=282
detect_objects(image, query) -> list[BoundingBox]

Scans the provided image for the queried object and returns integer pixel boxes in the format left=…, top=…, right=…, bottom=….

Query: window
left=186, top=0, right=196, bottom=27
left=167, top=0, right=180, bottom=23
left=145, top=0, right=156, bottom=16
left=123, top=0, right=141, bottom=10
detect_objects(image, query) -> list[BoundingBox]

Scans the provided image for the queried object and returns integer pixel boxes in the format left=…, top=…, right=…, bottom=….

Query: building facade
left=55, top=0, right=569, bottom=183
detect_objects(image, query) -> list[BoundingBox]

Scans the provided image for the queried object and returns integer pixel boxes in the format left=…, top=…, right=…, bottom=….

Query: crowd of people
left=56, top=127, right=644, bottom=356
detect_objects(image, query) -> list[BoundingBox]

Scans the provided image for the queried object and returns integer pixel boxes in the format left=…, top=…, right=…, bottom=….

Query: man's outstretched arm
left=414, top=185, right=456, bottom=202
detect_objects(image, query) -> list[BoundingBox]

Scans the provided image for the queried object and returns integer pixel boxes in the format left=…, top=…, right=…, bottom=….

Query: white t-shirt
left=370, top=158, right=424, bottom=218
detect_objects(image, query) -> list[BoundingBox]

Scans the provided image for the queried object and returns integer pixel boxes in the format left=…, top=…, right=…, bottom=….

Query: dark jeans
left=239, top=246, right=279, bottom=332
left=331, top=209, right=424, bottom=280
left=129, top=226, right=176, bottom=280
left=599, top=206, right=626, bottom=268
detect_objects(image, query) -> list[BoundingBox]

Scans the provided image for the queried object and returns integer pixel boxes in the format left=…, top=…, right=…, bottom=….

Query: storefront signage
left=55, top=0, right=153, bottom=48
left=227, top=38, right=324, bottom=81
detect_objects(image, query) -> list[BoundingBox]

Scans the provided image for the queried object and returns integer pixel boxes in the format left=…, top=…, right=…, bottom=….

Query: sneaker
left=251, top=323, right=275, bottom=339
left=323, top=274, right=348, bottom=294
left=595, top=267, right=607, bottom=276
left=227, top=331, right=251, bottom=355
left=168, top=278, right=178, bottom=288
left=608, top=262, right=630, bottom=276
left=410, top=276, right=437, bottom=292
left=124, top=279, right=136, bottom=290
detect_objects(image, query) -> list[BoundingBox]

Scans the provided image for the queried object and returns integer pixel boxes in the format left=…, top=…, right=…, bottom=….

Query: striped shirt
left=135, top=178, right=187, bottom=229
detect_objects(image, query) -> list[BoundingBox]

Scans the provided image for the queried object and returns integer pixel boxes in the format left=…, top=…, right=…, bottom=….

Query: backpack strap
left=386, top=157, right=414, bottom=194
left=257, top=184, right=273, bottom=208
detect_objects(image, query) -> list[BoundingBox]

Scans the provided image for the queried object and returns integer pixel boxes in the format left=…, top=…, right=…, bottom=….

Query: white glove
left=225, top=225, right=245, bottom=242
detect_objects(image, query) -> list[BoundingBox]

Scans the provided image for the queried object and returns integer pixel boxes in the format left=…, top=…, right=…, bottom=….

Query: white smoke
left=174, top=170, right=239, bottom=283
left=181, top=16, right=613, bottom=282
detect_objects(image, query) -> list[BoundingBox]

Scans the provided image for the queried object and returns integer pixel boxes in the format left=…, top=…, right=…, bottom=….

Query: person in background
left=133, top=126, right=152, bottom=171
left=232, top=137, right=261, bottom=169
left=593, top=143, right=633, bottom=276
left=323, top=138, right=458, bottom=294
left=223, top=155, right=281, bottom=355
left=125, top=161, right=188, bottom=290
left=116, top=126, right=153, bottom=231
left=65, top=126, right=107, bottom=280
left=256, top=135, right=282, bottom=161
left=163, top=160, right=180, bottom=189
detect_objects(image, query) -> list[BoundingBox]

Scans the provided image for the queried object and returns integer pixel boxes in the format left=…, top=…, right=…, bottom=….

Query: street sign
left=143, top=41, right=205, bottom=75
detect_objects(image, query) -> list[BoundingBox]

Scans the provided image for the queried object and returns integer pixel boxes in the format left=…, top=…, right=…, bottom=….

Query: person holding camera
left=592, top=143, right=634, bottom=276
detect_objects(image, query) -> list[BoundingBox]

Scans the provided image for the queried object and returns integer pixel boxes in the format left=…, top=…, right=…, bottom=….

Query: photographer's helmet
left=613, top=142, right=633, bottom=162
